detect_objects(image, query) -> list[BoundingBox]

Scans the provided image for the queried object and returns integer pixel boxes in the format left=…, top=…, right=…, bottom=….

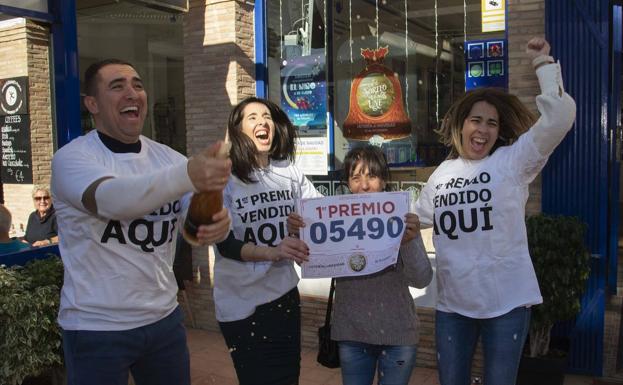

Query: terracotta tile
left=185, top=328, right=594, bottom=385
left=299, top=380, right=320, bottom=385
left=301, top=347, right=320, bottom=368
left=323, top=372, right=344, bottom=385
left=191, top=372, right=238, bottom=385
left=299, top=366, right=336, bottom=384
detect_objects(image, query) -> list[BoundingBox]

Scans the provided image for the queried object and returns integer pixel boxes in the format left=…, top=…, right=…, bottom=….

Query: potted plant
left=0, top=255, right=65, bottom=385
left=517, top=214, right=591, bottom=385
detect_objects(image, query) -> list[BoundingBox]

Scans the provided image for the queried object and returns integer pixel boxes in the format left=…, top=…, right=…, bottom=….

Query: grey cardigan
left=331, top=234, right=433, bottom=345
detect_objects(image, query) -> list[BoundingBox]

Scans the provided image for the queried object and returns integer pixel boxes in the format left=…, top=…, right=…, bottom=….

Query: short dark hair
left=343, top=145, right=391, bottom=191
left=84, top=58, right=136, bottom=96
left=228, top=97, right=297, bottom=183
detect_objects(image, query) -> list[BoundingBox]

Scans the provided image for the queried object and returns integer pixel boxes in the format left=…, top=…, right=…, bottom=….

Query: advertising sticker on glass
left=280, top=54, right=327, bottom=132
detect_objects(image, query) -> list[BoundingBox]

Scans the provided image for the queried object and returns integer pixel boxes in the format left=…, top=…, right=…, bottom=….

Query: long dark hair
left=343, top=145, right=391, bottom=191
left=228, top=97, right=297, bottom=183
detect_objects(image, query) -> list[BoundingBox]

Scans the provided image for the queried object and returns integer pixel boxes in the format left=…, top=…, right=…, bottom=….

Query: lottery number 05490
left=308, top=216, right=404, bottom=244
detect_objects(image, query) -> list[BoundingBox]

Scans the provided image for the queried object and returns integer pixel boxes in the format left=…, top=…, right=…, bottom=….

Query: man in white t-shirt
left=51, top=59, right=231, bottom=385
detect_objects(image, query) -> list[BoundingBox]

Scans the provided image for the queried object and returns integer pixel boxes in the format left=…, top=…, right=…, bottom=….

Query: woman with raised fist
left=414, top=37, right=576, bottom=385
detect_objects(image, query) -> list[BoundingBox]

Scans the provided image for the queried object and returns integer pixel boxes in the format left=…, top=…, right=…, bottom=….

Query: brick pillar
left=28, top=20, right=54, bottom=186
left=182, top=0, right=256, bottom=330
left=183, top=0, right=255, bottom=156
left=507, top=0, right=546, bottom=216
left=0, top=19, right=53, bottom=231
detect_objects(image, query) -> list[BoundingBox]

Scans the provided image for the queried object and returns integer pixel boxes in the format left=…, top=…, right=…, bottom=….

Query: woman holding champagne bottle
left=213, top=97, right=320, bottom=385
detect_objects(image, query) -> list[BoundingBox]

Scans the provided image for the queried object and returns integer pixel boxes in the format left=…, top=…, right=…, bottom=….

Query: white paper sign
left=294, top=136, right=328, bottom=176
left=298, top=191, right=410, bottom=278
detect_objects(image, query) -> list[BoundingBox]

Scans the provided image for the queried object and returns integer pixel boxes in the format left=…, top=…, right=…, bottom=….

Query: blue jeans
left=339, top=341, right=418, bottom=385
left=435, top=306, right=531, bottom=385
left=62, top=306, right=190, bottom=385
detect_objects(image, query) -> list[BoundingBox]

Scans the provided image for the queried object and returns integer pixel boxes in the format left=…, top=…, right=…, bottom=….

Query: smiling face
left=84, top=64, right=147, bottom=144
left=460, top=100, right=500, bottom=160
left=348, top=162, right=386, bottom=194
left=240, top=102, right=275, bottom=165
left=33, top=189, right=52, bottom=216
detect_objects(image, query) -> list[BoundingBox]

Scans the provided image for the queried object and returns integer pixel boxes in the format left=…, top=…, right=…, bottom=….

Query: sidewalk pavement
left=186, top=328, right=594, bottom=385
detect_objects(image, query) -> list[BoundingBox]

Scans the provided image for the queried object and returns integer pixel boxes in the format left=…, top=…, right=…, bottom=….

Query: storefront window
left=76, top=0, right=186, bottom=154
left=267, top=0, right=505, bottom=173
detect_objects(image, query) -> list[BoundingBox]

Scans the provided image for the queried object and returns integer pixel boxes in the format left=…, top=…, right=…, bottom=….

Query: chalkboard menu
left=1, top=114, right=33, bottom=184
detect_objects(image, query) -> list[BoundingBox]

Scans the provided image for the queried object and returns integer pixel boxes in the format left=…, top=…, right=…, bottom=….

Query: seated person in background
left=24, top=185, right=58, bottom=246
left=0, top=204, right=31, bottom=254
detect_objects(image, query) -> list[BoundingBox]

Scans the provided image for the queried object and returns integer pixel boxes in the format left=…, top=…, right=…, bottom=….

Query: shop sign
left=1, top=114, right=33, bottom=184
left=343, top=46, right=411, bottom=142
left=0, top=77, right=28, bottom=116
left=465, top=39, right=507, bottom=91
left=280, top=54, right=327, bottom=132
left=481, top=0, right=506, bottom=32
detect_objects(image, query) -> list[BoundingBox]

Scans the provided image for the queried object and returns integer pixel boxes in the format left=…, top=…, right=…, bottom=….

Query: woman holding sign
left=214, top=97, right=320, bottom=385
left=290, top=145, right=433, bottom=385
left=414, top=37, right=576, bottom=385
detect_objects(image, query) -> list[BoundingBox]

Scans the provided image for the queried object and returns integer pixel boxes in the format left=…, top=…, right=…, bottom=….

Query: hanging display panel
left=342, top=46, right=412, bottom=141
left=267, top=0, right=330, bottom=175
left=280, top=54, right=327, bottom=130
left=465, top=38, right=508, bottom=90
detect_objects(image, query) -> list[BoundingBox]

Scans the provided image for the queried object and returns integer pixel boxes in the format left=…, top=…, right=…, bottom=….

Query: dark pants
left=62, top=306, right=190, bottom=385
left=219, top=287, right=301, bottom=385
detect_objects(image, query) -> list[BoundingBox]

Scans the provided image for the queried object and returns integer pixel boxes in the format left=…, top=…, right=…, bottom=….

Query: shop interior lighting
left=378, top=31, right=451, bottom=62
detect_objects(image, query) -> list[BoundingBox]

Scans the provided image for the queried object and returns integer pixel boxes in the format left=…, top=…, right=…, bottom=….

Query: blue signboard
left=465, top=39, right=508, bottom=91
left=280, top=54, right=327, bottom=131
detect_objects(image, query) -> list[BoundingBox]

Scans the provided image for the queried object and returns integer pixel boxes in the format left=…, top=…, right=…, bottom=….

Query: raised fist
left=526, top=37, right=551, bottom=60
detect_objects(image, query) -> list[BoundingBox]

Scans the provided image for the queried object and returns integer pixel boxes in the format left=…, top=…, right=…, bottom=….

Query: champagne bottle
left=182, top=141, right=231, bottom=246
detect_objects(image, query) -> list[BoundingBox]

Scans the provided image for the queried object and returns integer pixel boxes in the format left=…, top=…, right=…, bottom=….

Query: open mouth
left=471, top=137, right=488, bottom=153
left=255, top=129, right=270, bottom=144
left=120, top=106, right=140, bottom=118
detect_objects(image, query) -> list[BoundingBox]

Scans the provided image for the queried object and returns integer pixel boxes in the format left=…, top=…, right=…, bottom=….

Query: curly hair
left=436, top=87, right=537, bottom=159
left=227, top=97, right=297, bottom=183
left=32, top=184, right=51, bottom=199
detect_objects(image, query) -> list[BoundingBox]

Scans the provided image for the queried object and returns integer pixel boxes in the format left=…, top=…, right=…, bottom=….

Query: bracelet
left=532, top=55, right=555, bottom=70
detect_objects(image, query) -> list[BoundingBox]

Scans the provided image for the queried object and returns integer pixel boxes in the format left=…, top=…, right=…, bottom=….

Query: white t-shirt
left=52, top=130, right=190, bottom=330
left=414, top=62, right=575, bottom=319
left=415, top=131, right=545, bottom=318
left=214, top=160, right=321, bottom=322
